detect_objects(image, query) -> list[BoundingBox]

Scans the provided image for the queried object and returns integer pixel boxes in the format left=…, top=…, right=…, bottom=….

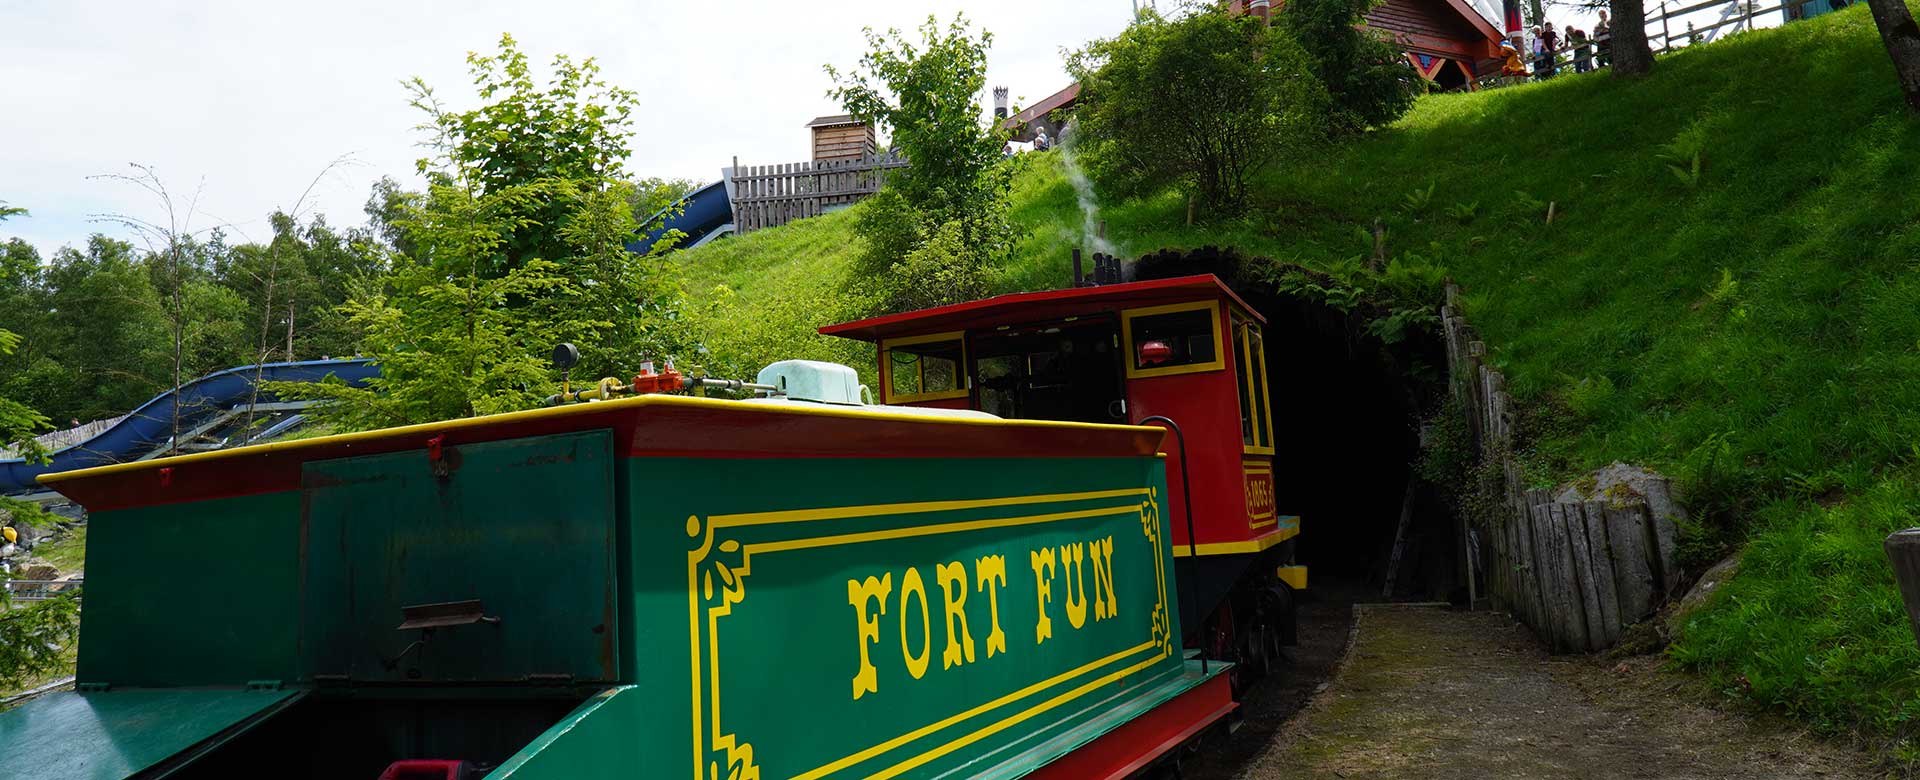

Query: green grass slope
left=679, top=6, right=1920, bottom=749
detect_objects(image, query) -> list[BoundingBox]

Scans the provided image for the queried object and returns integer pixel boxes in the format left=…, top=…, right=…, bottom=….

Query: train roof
left=819, top=274, right=1264, bottom=342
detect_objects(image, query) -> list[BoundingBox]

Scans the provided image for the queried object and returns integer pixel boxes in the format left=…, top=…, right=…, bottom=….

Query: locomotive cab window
left=881, top=332, right=968, bottom=403
left=1121, top=300, right=1225, bottom=379
left=1234, top=314, right=1275, bottom=454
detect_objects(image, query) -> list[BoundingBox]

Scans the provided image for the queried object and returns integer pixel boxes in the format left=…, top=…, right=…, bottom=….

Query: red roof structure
left=1362, top=0, right=1508, bottom=88
left=819, top=275, right=1264, bottom=342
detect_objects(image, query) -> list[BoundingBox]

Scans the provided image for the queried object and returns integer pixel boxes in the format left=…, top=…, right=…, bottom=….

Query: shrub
left=1067, top=9, right=1333, bottom=216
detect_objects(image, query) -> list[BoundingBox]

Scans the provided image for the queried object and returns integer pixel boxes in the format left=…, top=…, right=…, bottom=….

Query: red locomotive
left=823, top=270, right=1305, bottom=673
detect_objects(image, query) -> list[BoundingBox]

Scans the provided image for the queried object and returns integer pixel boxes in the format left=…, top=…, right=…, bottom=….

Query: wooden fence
left=1444, top=284, right=1682, bottom=652
left=729, top=153, right=908, bottom=234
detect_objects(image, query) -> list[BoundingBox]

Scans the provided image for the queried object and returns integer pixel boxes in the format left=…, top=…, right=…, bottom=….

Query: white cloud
left=0, top=0, right=1134, bottom=255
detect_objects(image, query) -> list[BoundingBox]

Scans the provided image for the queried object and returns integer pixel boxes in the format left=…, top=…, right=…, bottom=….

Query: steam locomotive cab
left=822, top=274, right=1305, bottom=672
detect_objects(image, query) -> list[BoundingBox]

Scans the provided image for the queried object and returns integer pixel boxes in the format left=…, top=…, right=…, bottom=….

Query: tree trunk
left=1610, top=0, right=1657, bottom=76
left=1866, top=0, right=1920, bottom=111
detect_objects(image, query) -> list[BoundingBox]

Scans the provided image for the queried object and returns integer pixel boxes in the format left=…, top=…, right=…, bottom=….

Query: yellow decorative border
left=1170, top=522, right=1299, bottom=558
left=685, top=487, right=1174, bottom=780
left=1236, top=315, right=1276, bottom=455
left=1244, top=461, right=1278, bottom=530
left=880, top=330, right=970, bottom=404
left=1121, top=300, right=1226, bottom=380
left=39, top=394, right=1164, bottom=487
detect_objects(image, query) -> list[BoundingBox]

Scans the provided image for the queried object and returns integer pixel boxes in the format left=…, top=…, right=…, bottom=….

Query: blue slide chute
left=627, top=180, right=733, bottom=255
left=0, top=358, right=379, bottom=495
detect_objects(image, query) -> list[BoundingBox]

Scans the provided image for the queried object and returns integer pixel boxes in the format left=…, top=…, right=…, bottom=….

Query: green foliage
left=1066, top=9, right=1331, bottom=215
left=0, top=328, right=49, bottom=463
left=675, top=207, right=880, bottom=385
left=272, top=179, right=611, bottom=429
left=1402, top=182, right=1436, bottom=214
left=1445, top=200, right=1480, bottom=224
left=1276, top=0, right=1418, bottom=132
left=1559, top=374, right=1618, bottom=420
left=886, top=218, right=1000, bottom=311
left=272, top=38, right=682, bottom=429
left=678, top=5, right=1920, bottom=751
left=407, top=33, right=640, bottom=277
left=826, top=14, right=1007, bottom=221
left=827, top=14, right=1015, bottom=315
left=1667, top=476, right=1920, bottom=742
left=0, top=593, right=80, bottom=692
left=852, top=189, right=926, bottom=277
left=628, top=176, right=702, bottom=233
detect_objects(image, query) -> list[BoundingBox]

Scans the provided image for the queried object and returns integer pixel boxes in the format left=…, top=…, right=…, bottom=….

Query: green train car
left=1, top=374, right=1233, bottom=779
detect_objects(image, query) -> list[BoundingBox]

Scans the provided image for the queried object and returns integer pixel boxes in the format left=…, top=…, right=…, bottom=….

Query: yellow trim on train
left=1120, top=300, right=1227, bottom=379
left=37, top=394, right=1165, bottom=486
left=1276, top=565, right=1308, bottom=590
left=879, top=330, right=971, bottom=404
left=1170, top=520, right=1299, bottom=557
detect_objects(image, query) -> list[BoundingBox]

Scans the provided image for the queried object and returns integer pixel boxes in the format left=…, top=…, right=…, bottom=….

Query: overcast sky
left=0, top=0, right=1138, bottom=256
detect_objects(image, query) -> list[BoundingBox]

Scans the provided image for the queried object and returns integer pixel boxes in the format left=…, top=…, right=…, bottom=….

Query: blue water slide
left=627, top=179, right=733, bottom=255
left=0, top=358, right=379, bottom=495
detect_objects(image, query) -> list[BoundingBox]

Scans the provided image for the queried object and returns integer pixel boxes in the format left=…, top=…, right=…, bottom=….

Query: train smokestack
left=993, top=86, right=1009, bottom=120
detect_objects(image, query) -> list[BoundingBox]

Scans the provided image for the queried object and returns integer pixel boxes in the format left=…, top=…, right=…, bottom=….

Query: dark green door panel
left=78, top=493, right=304, bottom=687
left=301, top=430, right=618, bottom=683
left=0, top=688, right=302, bottom=780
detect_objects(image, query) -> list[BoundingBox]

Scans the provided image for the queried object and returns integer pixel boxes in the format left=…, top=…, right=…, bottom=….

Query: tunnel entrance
left=1132, top=248, right=1460, bottom=600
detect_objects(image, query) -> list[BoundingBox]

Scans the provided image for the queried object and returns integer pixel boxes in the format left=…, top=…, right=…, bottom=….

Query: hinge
left=77, top=682, right=110, bottom=692
left=246, top=679, right=284, bottom=691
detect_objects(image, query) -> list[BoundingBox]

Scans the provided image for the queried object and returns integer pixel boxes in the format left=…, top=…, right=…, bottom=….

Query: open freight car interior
left=160, top=693, right=597, bottom=780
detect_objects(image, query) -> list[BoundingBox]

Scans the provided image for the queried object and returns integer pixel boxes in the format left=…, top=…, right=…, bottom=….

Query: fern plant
left=1402, top=181, right=1436, bottom=213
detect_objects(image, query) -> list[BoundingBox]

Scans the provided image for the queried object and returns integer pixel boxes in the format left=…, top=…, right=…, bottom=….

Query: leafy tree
left=828, top=14, right=1015, bottom=314
left=274, top=179, right=611, bottom=429
left=35, top=237, right=174, bottom=421
left=0, top=326, right=51, bottom=464
left=275, top=56, right=655, bottom=433
left=826, top=14, right=1009, bottom=222
left=407, top=33, right=639, bottom=276
left=1068, top=9, right=1333, bottom=215
left=0, top=209, right=82, bottom=678
left=1277, top=0, right=1417, bottom=132
left=628, top=176, right=701, bottom=226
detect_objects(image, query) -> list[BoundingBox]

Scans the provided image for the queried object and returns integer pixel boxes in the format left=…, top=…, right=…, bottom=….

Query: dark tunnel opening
left=1132, top=247, right=1461, bottom=600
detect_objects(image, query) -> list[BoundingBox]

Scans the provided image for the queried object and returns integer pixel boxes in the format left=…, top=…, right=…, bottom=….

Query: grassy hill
left=680, top=6, right=1920, bottom=754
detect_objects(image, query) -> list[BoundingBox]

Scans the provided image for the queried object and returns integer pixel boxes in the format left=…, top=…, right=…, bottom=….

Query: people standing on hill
left=1571, top=27, right=1593, bottom=73
left=1595, top=10, right=1613, bottom=68
left=1537, top=21, right=1560, bottom=79
left=1034, top=128, right=1051, bottom=151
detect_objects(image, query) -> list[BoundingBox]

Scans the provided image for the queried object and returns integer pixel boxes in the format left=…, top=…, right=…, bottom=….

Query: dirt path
left=1191, top=605, right=1884, bottom=780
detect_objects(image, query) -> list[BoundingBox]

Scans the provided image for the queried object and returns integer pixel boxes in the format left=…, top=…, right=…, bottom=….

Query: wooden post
left=1382, top=478, right=1419, bottom=598
left=1660, top=1, right=1672, bottom=52
left=1884, top=529, right=1920, bottom=648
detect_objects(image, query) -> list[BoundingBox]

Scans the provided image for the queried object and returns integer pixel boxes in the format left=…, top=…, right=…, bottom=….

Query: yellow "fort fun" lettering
left=846, top=536, right=1118, bottom=700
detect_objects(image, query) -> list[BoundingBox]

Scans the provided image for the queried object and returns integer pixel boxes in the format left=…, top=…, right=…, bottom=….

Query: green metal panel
left=301, top=430, right=618, bottom=683
left=487, top=686, right=646, bottom=779
left=78, top=492, right=305, bottom=687
left=0, top=688, right=301, bottom=780
left=621, top=455, right=1187, bottom=780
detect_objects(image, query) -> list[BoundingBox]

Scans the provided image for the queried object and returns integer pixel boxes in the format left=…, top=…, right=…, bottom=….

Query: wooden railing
left=729, top=153, right=909, bottom=234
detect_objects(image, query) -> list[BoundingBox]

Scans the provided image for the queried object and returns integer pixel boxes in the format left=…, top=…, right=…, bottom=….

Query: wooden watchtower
left=805, top=114, right=876, bottom=163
